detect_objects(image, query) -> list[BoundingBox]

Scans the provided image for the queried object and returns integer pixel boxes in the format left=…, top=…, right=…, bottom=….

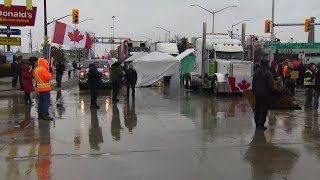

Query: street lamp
left=231, top=19, right=250, bottom=36
left=190, top=4, right=237, bottom=34
left=47, top=14, right=72, bottom=25
left=112, top=16, right=115, bottom=57
left=142, top=36, right=152, bottom=43
left=78, top=18, right=94, bottom=24
left=156, top=27, right=170, bottom=42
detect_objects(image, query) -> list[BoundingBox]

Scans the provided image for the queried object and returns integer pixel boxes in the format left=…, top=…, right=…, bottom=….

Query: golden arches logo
left=4, top=0, right=33, bottom=10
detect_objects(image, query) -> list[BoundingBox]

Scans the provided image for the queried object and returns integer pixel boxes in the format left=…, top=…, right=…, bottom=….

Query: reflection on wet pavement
left=244, top=130, right=298, bottom=179
left=89, top=109, right=103, bottom=151
left=0, top=87, right=319, bottom=179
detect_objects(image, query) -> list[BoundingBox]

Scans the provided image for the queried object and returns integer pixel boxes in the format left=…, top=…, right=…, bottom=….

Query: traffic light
left=265, top=20, right=271, bottom=33
left=305, top=18, right=312, bottom=32
left=72, top=9, right=79, bottom=24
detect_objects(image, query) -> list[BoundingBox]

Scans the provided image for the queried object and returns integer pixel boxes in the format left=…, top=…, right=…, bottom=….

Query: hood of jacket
left=38, top=58, right=49, bottom=69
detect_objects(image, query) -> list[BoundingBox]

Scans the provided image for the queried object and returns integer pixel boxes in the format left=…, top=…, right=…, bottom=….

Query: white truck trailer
left=183, top=34, right=253, bottom=94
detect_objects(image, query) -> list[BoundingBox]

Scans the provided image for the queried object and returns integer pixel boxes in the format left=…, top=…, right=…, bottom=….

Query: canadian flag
left=52, top=21, right=92, bottom=49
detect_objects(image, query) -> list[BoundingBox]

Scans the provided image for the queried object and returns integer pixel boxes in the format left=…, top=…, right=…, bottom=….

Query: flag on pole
left=52, top=21, right=92, bottom=49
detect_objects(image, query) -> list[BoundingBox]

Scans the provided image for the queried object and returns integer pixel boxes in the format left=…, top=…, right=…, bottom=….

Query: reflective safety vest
left=34, top=67, right=51, bottom=92
left=304, top=70, right=315, bottom=86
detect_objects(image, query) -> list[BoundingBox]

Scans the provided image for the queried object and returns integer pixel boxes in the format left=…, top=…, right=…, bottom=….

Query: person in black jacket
left=269, top=60, right=278, bottom=80
left=296, top=60, right=305, bottom=89
left=11, top=60, right=19, bottom=88
left=110, top=62, right=124, bottom=103
left=125, top=63, right=137, bottom=99
left=314, top=63, right=320, bottom=110
left=252, top=59, right=274, bottom=130
left=88, top=62, right=102, bottom=108
left=56, top=61, right=65, bottom=88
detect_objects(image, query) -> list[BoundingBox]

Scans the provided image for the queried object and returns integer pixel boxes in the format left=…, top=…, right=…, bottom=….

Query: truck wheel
left=183, top=74, right=191, bottom=89
left=211, top=76, right=219, bottom=95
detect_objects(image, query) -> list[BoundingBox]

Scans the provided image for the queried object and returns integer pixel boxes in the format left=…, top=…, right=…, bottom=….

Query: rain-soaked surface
left=0, top=86, right=319, bottom=180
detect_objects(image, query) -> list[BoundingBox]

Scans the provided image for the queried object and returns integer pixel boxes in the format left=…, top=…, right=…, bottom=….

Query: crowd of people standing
left=253, top=57, right=320, bottom=130
left=88, top=61, right=137, bottom=108
left=10, top=56, right=138, bottom=121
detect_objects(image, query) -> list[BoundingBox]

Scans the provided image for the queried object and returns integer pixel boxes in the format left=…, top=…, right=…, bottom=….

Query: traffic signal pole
left=269, top=0, right=275, bottom=62
left=43, top=0, right=48, bottom=60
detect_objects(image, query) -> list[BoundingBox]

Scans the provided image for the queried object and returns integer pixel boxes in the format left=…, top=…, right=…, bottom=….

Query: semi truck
left=183, top=33, right=253, bottom=94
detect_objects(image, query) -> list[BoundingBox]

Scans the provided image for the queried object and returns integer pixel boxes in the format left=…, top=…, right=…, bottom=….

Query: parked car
left=78, top=59, right=111, bottom=89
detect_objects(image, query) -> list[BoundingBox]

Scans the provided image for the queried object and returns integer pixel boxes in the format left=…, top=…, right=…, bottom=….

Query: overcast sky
left=1, top=0, right=320, bottom=55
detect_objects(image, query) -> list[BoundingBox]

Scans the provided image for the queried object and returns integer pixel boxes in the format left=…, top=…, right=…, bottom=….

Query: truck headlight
left=104, top=72, right=109, bottom=77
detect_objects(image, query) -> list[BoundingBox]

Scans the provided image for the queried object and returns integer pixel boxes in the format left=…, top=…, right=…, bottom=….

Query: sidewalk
left=0, top=72, right=75, bottom=92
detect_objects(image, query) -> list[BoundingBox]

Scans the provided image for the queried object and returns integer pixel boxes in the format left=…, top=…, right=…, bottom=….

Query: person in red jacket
left=34, top=58, right=53, bottom=120
left=21, top=62, right=34, bottom=105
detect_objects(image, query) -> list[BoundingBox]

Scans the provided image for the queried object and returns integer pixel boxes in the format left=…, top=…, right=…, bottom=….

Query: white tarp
left=124, top=52, right=148, bottom=62
left=133, top=52, right=180, bottom=87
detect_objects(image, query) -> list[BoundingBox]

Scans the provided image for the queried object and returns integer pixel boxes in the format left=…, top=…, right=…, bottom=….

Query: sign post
left=268, top=42, right=320, bottom=49
left=6, top=51, right=13, bottom=63
left=0, top=28, right=21, bottom=35
left=0, top=37, right=21, bottom=46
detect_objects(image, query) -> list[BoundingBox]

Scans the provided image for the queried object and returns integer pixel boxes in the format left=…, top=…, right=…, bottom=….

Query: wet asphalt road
left=0, top=86, right=319, bottom=180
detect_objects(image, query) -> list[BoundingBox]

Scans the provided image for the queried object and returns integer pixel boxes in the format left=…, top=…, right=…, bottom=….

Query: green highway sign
left=268, top=42, right=320, bottom=49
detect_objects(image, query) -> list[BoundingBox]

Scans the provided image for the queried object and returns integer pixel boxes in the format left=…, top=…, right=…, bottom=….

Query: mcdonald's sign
left=4, top=0, right=33, bottom=10
left=0, top=1, right=37, bottom=26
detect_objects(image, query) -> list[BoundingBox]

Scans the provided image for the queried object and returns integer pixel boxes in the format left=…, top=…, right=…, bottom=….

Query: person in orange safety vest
left=34, top=58, right=53, bottom=120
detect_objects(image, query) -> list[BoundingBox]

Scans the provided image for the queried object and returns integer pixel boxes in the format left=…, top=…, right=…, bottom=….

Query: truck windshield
left=215, top=52, right=243, bottom=60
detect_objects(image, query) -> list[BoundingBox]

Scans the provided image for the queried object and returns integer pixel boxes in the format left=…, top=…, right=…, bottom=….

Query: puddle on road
left=0, top=87, right=319, bottom=179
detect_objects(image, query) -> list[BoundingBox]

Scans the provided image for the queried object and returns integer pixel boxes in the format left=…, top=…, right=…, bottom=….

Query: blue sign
left=6, top=51, right=13, bottom=63
left=0, top=29, right=21, bottom=35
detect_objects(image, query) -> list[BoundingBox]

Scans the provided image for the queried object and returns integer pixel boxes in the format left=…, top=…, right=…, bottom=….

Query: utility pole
left=310, top=17, right=315, bottom=43
left=201, top=22, right=207, bottom=85
left=112, top=16, right=115, bottom=57
left=241, top=23, right=246, bottom=61
left=43, top=0, right=48, bottom=59
left=28, top=30, right=33, bottom=54
left=269, top=0, right=275, bottom=62
left=6, top=26, right=10, bottom=52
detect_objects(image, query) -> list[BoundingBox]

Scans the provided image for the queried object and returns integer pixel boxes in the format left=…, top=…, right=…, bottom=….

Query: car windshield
left=215, top=52, right=243, bottom=60
left=83, top=61, right=110, bottom=68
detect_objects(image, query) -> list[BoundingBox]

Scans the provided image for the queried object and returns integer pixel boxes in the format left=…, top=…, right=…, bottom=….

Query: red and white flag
left=52, top=21, right=92, bottom=49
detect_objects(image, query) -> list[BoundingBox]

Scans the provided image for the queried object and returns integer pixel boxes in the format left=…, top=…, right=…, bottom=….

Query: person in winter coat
left=11, top=60, right=20, bottom=88
left=304, top=63, right=316, bottom=109
left=284, top=64, right=296, bottom=95
left=56, top=61, right=65, bottom=88
left=72, top=61, right=78, bottom=77
left=34, top=58, right=53, bottom=120
left=21, top=63, right=34, bottom=105
left=88, top=62, right=102, bottom=108
left=252, top=59, right=274, bottom=130
left=296, top=60, right=305, bottom=89
left=111, top=62, right=125, bottom=103
left=125, top=63, right=137, bottom=99
left=269, top=60, right=278, bottom=80
left=67, top=62, right=73, bottom=79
